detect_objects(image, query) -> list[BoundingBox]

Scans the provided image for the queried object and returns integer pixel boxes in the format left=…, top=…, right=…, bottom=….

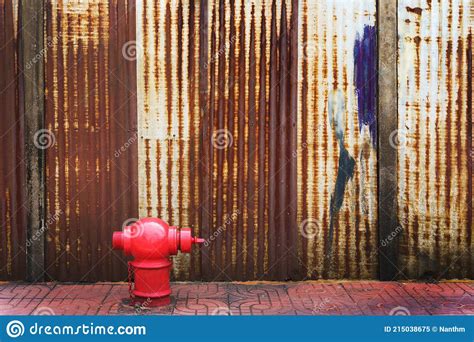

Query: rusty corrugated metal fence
left=0, top=0, right=472, bottom=281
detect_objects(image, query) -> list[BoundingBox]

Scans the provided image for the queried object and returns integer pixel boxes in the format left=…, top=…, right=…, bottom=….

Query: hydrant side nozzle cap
left=193, top=237, right=205, bottom=244
left=112, top=231, right=124, bottom=250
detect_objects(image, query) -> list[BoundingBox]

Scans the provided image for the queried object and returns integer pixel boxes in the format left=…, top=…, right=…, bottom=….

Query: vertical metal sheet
left=137, top=0, right=378, bottom=280
left=136, top=0, right=199, bottom=279
left=398, top=0, right=473, bottom=279
left=297, top=0, right=378, bottom=279
left=0, top=0, right=26, bottom=280
left=44, top=0, right=138, bottom=281
left=137, top=0, right=300, bottom=280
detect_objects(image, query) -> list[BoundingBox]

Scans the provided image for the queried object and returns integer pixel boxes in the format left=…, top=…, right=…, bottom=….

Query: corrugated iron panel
left=0, top=0, right=26, bottom=280
left=3, top=0, right=470, bottom=282
left=44, top=0, right=138, bottom=281
left=136, top=0, right=201, bottom=279
left=137, top=0, right=378, bottom=280
left=137, top=0, right=299, bottom=280
left=297, top=0, right=378, bottom=279
left=397, top=0, right=473, bottom=279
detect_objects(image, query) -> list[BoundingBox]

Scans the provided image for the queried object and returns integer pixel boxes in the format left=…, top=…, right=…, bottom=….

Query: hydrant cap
left=112, top=231, right=124, bottom=250
left=179, top=228, right=204, bottom=253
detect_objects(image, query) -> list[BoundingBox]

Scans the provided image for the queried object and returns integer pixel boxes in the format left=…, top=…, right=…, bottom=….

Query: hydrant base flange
left=132, top=295, right=171, bottom=307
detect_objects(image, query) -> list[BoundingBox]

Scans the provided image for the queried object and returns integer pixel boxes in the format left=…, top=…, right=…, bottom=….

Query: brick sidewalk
left=0, top=281, right=473, bottom=315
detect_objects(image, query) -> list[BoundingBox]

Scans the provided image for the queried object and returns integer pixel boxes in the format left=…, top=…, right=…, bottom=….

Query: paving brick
left=0, top=281, right=472, bottom=316
left=45, top=284, right=112, bottom=300
left=172, top=283, right=227, bottom=300
left=227, top=283, right=290, bottom=304
left=229, top=299, right=296, bottom=315
left=0, top=298, right=42, bottom=315
left=34, top=298, right=101, bottom=315
left=288, top=282, right=360, bottom=314
left=0, top=284, right=53, bottom=300
left=97, top=285, right=130, bottom=315
left=173, top=298, right=229, bottom=315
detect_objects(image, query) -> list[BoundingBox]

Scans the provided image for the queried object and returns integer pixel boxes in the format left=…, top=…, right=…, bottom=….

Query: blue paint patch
left=327, top=142, right=355, bottom=257
left=354, top=25, right=377, bottom=147
left=330, top=146, right=355, bottom=217
left=327, top=91, right=356, bottom=257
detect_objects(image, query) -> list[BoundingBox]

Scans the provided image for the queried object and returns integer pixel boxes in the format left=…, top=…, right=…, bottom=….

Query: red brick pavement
left=0, top=281, right=472, bottom=316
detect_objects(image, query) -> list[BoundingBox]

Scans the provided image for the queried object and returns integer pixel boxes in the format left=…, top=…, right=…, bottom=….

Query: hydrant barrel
left=112, top=218, right=203, bottom=307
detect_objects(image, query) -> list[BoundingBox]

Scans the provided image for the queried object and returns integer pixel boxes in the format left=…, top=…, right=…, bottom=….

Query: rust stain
left=137, top=0, right=304, bottom=280
left=288, top=0, right=299, bottom=279
left=300, top=0, right=309, bottom=277
left=256, top=4, right=267, bottom=278
left=398, top=0, right=473, bottom=279
left=140, top=0, right=376, bottom=280
left=225, top=0, right=237, bottom=278
left=277, top=0, right=288, bottom=279
left=165, top=2, right=173, bottom=224
left=44, top=0, right=138, bottom=281
left=297, top=0, right=378, bottom=279
left=246, top=4, right=256, bottom=279
left=24, top=0, right=471, bottom=282
left=235, top=1, right=245, bottom=279
left=267, top=0, right=278, bottom=279
left=406, top=6, right=423, bottom=16
left=467, top=29, right=472, bottom=273
left=0, top=0, right=25, bottom=280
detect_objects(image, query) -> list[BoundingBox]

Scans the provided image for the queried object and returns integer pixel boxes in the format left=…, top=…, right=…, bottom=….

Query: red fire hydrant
left=112, top=218, right=204, bottom=306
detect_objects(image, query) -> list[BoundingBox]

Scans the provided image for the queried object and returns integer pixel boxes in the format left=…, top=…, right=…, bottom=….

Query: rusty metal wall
left=136, top=0, right=378, bottom=280
left=0, top=0, right=26, bottom=280
left=137, top=0, right=301, bottom=280
left=397, top=0, right=473, bottom=279
left=296, top=0, right=378, bottom=279
left=44, top=0, right=138, bottom=281
left=1, top=0, right=470, bottom=282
